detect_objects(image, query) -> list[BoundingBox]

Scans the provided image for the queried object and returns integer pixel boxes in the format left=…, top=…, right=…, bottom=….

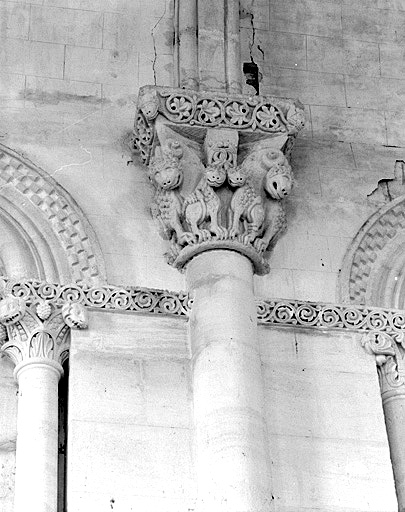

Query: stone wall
left=0, top=1, right=403, bottom=511
left=0, top=358, right=17, bottom=512
left=66, top=314, right=398, bottom=512
left=67, top=310, right=195, bottom=511
left=259, top=326, right=397, bottom=511
left=2, top=0, right=404, bottom=301
left=0, top=0, right=181, bottom=291
left=240, top=0, right=405, bottom=303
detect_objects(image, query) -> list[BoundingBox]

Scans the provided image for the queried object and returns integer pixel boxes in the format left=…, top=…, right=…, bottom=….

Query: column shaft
left=177, top=0, right=198, bottom=89
left=225, top=0, right=242, bottom=93
left=187, top=250, right=273, bottom=512
left=198, top=0, right=227, bottom=91
left=13, top=360, right=62, bottom=512
left=383, top=396, right=405, bottom=511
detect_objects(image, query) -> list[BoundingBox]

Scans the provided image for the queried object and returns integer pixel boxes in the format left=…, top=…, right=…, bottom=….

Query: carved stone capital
left=0, top=295, right=88, bottom=369
left=362, top=331, right=405, bottom=401
left=133, top=86, right=305, bottom=274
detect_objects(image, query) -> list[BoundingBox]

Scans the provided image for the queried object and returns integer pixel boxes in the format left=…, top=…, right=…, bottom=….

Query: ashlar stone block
left=30, top=5, right=103, bottom=47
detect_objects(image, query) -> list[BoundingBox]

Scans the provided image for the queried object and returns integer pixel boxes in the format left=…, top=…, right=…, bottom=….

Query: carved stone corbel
left=133, top=86, right=305, bottom=274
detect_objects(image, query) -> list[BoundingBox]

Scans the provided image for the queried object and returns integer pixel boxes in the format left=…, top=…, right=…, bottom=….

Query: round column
left=13, top=358, right=63, bottom=512
left=383, top=396, right=405, bottom=510
left=187, top=250, right=273, bottom=512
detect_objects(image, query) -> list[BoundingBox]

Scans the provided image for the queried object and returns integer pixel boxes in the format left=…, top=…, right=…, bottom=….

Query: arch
left=0, top=143, right=106, bottom=285
left=339, top=195, right=405, bottom=309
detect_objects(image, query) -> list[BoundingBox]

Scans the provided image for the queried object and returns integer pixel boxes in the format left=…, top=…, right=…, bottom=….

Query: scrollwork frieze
left=256, top=298, right=405, bottom=334
left=0, top=278, right=193, bottom=318
left=2, top=278, right=405, bottom=337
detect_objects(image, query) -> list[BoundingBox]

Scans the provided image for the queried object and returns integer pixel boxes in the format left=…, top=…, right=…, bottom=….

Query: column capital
left=362, top=331, right=405, bottom=402
left=0, top=295, right=88, bottom=371
left=133, top=86, right=305, bottom=275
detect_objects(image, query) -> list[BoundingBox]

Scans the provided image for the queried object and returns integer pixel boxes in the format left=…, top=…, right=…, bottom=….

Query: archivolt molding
left=0, top=144, right=106, bottom=286
left=339, top=195, right=405, bottom=308
left=2, top=277, right=405, bottom=335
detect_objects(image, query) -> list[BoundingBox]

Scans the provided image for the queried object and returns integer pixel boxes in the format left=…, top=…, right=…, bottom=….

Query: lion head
left=62, top=302, right=88, bottom=330
left=149, top=140, right=184, bottom=190
left=227, top=165, right=249, bottom=188
left=0, top=296, right=26, bottom=325
left=205, top=164, right=227, bottom=188
left=261, top=149, right=293, bottom=200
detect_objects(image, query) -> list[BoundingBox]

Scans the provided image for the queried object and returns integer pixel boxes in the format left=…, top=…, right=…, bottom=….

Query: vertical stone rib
left=198, top=0, right=227, bottom=91
left=225, top=0, right=242, bottom=93
left=178, top=0, right=199, bottom=90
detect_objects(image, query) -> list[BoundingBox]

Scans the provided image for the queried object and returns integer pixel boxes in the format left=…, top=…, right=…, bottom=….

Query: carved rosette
left=362, top=331, right=405, bottom=401
left=133, top=86, right=305, bottom=274
left=0, top=295, right=88, bottom=368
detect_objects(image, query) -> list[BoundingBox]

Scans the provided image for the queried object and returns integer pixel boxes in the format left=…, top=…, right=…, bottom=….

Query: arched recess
left=0, top=143, right=106, bottom=285
left=339, top=195, right=405, bottom=309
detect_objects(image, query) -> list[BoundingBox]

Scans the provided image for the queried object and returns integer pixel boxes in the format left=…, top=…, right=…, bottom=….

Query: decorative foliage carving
left=0, top=293, right=88, bottom=367
left=256, top=298, right=405, bottom=333
left=362, top=331, right=405, bottom=400
left=0, top=278, right=192, bottom=317
left=134, top=86, right=304, bottom=164
left=3, top=277, right=405, bottom=337
left=137, top=87, right=303, bottom=133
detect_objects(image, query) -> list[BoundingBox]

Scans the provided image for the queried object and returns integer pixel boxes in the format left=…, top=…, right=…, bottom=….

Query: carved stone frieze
left=0, top=294, right=88, bottom=367
left=134, top=86, right=305, bottom=165
left=257, top=298, right=405, bottom=334
left=2, top=278, right=405, bottom=338
left=133, top=86, right=304, bottom=274
left=362, top=331, right=405, bottom=400
left=0, top=278, right=193, bottom=317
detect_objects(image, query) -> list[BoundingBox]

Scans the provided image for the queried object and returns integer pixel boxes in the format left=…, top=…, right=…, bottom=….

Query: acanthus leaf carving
left=0, top=295, right=88, bottom=367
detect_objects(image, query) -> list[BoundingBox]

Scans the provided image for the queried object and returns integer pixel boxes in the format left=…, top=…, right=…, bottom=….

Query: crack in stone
left=151, top=4, right=168, bottom=86
left=51, top=146, right=93, bottom=177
